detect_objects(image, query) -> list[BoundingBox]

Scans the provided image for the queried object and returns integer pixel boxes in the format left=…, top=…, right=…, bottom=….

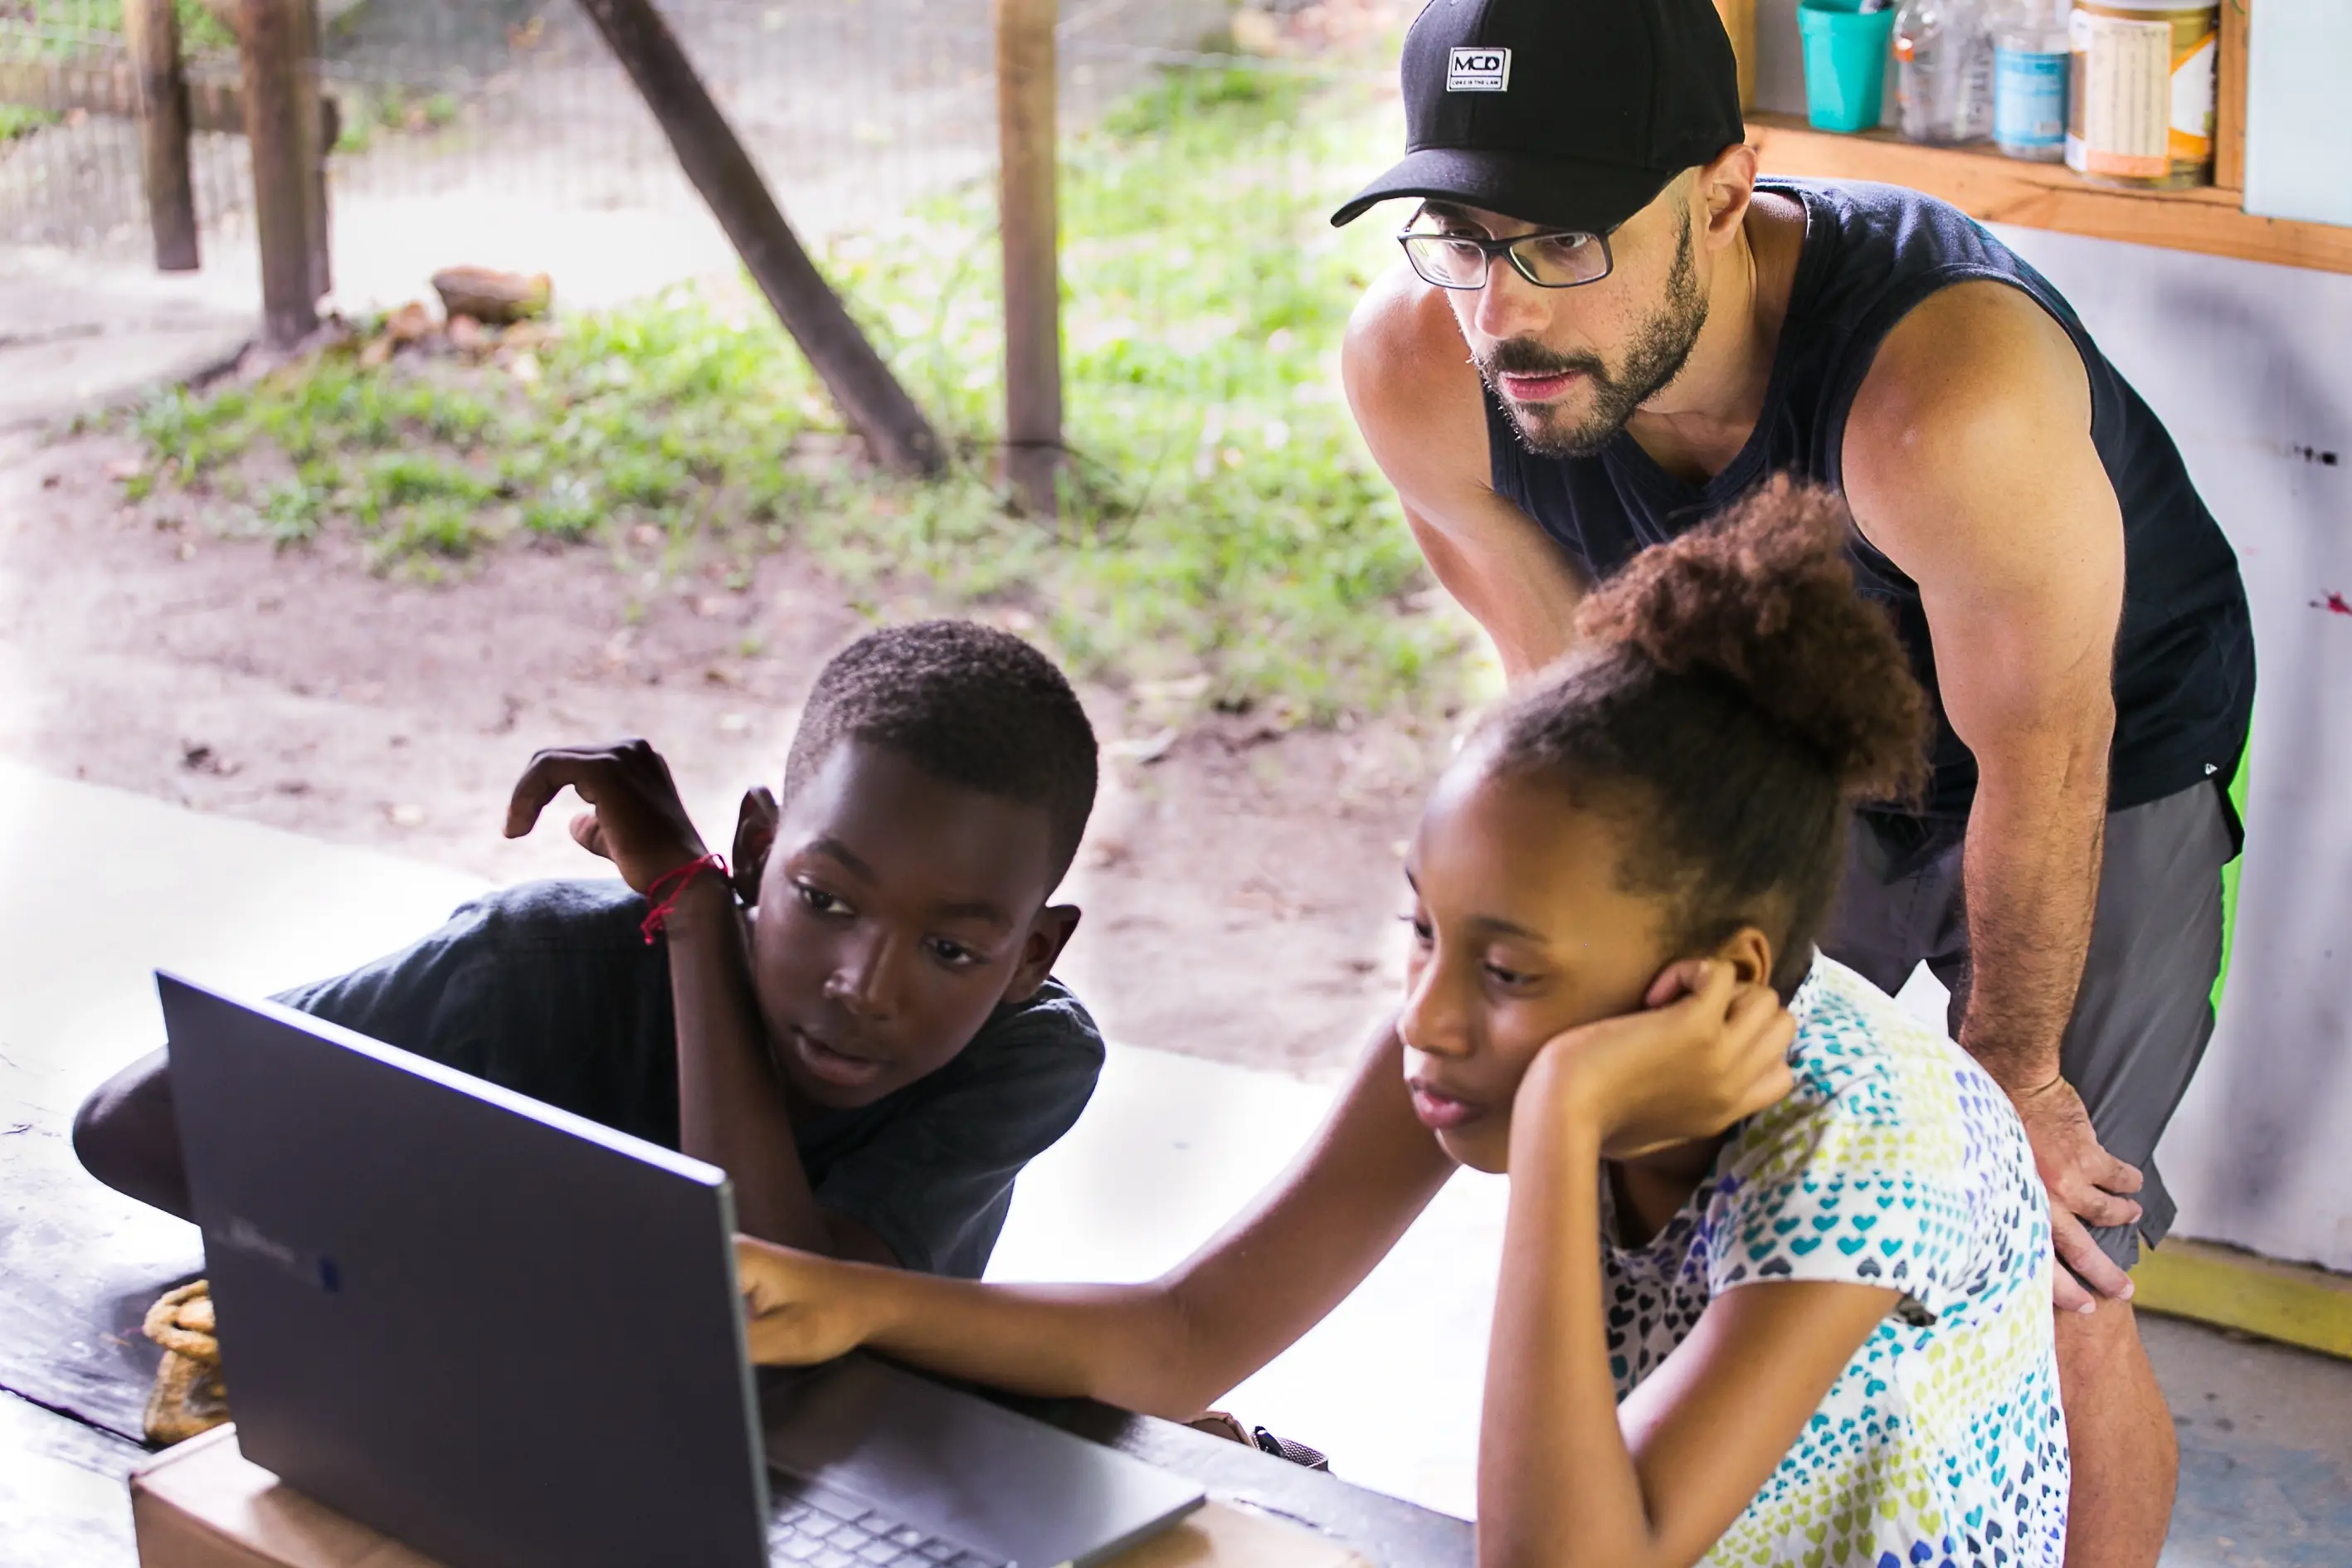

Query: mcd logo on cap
left=1445, top=46, right=1512, bottom=93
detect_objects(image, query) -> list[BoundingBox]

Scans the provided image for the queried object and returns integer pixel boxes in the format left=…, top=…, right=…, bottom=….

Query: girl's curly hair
left=1480, top=477, right=1930, bottom=993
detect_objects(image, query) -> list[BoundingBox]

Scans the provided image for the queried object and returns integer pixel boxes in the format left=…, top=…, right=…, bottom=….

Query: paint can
left=2065, top=0, right=2218, bottom=187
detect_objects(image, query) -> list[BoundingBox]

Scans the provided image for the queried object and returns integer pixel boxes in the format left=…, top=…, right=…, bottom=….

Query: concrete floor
left=2, top=759, right=2346, bottom=1564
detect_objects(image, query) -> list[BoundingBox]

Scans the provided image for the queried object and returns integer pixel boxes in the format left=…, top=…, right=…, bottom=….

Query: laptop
left=157, top=971, right=1205, bottom=1568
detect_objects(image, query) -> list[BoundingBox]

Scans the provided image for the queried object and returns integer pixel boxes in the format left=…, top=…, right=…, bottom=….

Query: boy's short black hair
left=782, top=620, right=1098, bottom=885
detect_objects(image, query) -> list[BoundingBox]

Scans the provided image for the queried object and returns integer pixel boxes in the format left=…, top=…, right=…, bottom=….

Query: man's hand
left=504, top=740, right=709, bottom=894
left=737, top=1235, right=889, bottom=1366
left=2011, top=1075, right=2143, bottom=1312
left=1521, top=961, right=1796, bottom=1160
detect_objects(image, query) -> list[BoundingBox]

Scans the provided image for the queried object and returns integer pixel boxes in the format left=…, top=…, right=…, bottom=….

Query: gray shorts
left=1820, top=779, right=2238, bottom=1271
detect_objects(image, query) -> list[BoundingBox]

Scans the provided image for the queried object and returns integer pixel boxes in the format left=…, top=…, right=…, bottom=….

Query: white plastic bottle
left=1992, top=0, right=2070, bottom=160
left=1896, top=0, right=1996, bottom=144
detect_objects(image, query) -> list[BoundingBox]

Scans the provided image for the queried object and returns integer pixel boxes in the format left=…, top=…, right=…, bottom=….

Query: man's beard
left=1474, top=210, right=1708, bottom=460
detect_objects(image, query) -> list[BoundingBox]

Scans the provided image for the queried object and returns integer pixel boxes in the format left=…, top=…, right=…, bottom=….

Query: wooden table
left=133, top=1407, right=1473, bottom=1568
left=987, top=1389, right=1473, bottom=1568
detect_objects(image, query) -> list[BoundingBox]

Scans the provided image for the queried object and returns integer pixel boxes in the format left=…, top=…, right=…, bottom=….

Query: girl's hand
left=735, top=1235, right=886, bottom=1366
left=1519, top=960, right=1796, bottom=1159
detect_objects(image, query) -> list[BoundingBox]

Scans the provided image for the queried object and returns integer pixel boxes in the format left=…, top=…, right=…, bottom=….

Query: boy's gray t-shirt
left=272, top=879, right=1104, bottom=1279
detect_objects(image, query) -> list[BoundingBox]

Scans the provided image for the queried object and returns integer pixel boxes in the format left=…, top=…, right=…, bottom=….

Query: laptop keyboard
left=767, top=1494, right=1008, bottom=1568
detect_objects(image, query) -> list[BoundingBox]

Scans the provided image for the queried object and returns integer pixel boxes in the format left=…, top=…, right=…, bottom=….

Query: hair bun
left=1573, top=476, right=1930, bottom=801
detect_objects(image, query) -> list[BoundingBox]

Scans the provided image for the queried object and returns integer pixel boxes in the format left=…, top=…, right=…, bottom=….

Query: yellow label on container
left=2169, top=32, right=2217, bottom=161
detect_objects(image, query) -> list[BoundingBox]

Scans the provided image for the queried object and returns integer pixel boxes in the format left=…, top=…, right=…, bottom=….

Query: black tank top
left=1486, top=178, right=2254, bottom=821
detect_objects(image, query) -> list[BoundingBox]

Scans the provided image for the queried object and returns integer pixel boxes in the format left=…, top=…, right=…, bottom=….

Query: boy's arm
left=659, top=876, right=893, bottom=1259
left=738, top=1013, right=1458, bottom=1419
left=506, top=742, right=884, bottom=1260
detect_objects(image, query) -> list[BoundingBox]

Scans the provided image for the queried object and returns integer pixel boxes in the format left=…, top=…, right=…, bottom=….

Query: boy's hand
left=736, top=1235, right=884, bottom=1366
left=1520, top=960, right=1796, bottom=1159
left=504, top=740, right=709, bottom=894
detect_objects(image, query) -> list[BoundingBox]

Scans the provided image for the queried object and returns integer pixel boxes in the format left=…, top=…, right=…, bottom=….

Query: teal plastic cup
left=1798, top=0, right=1895, bottom=134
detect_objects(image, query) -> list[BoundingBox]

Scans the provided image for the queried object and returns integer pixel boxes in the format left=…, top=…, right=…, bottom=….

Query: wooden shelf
left=1747, top=111, right=2352, bottom=277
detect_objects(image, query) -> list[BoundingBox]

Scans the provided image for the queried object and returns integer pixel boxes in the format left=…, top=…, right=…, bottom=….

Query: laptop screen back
left=159, top=972, right=772, bottom=1568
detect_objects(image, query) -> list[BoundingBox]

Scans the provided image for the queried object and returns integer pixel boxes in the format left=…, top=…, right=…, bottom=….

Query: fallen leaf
left=1103, top=727, right=1180, bottom=766
left=1134, top=674, right=1212, bottom=704
left=385, top=300, right=434, bottom=345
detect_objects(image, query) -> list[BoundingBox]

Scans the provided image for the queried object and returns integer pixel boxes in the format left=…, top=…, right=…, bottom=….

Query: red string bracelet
left=640, top=853, right=729, bottom=944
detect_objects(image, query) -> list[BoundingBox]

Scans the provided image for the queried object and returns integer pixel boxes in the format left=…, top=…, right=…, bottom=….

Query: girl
left=734, top=480, right=2067, bottom=1568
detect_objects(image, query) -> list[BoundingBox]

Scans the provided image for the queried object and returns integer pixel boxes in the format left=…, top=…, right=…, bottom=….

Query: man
left=1332, top=1, right=2252, bottom=1563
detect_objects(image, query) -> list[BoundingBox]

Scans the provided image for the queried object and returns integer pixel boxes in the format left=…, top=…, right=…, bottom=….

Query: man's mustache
left=1475, top=338, right=1608, bottom=382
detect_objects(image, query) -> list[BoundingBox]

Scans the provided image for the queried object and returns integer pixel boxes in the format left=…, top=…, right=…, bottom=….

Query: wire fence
left=0, top=1, right=1395, bottom=266
left=2, top=0, right=1410, bottom=559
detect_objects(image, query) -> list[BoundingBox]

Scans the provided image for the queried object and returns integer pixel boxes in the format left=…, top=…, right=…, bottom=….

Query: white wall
left=2244, top=0, right=2352, bottom=228
left=1980, top=223, right=2352, bottom=1271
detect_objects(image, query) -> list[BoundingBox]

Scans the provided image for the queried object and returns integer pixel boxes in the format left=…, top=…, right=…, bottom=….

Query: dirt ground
left=0, top=425, right=1455, bottom=1081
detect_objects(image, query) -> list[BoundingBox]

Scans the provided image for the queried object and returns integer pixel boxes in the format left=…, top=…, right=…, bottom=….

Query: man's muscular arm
left=1343, top=262, right=1588, bottom=679
left=1843, top=282, right=2144, bottom=1308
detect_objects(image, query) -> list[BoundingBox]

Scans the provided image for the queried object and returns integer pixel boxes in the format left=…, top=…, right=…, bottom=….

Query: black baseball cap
left=1331, top=0, right=1746, bottom=234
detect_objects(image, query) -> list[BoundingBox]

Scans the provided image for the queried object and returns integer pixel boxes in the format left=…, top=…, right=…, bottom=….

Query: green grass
left=0, top=104, right=61, bottom=143
left=333, top=87, right=463, bottom=156
left=118, top=63, right=1467, bottom=720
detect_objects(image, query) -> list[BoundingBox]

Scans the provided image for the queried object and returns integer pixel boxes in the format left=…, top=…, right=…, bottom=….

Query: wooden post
left=290, top=0, right=331, bottom=300
left=240, top=0, right=319, bottom=346
left=995, top=0, right=1061, bottom=519
left=2214, top=0, right=2249, bottom=194
left=124, top=0, right=199, bottom=272
left=573, top=0, right=945, bottom=479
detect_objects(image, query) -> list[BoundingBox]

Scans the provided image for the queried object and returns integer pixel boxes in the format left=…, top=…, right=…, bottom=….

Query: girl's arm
left=1478, top=969, right=1899, bottom=1568
left=738, top=1012, right=1458, bottom=1421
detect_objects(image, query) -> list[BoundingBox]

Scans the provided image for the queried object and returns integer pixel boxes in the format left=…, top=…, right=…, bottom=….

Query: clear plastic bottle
left=1896, top=0, right=1996, bottom=145
left=1992, top=0, right=2070, bottom=160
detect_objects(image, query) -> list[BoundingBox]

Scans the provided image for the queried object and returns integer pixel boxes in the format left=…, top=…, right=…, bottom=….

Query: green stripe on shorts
left=2213, top=745, right=2252, bottom=1013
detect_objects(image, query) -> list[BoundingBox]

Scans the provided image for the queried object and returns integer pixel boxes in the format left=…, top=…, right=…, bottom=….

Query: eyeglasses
left=1395, top=220, right=1617, bottom=290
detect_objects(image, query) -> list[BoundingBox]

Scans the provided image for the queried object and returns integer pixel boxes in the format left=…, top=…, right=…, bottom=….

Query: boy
left=73, top=621, right=1105, bottom=1278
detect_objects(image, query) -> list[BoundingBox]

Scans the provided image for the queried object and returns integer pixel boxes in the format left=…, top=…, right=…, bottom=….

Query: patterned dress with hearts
left=1600, top=956, right=2068, bottom=1568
